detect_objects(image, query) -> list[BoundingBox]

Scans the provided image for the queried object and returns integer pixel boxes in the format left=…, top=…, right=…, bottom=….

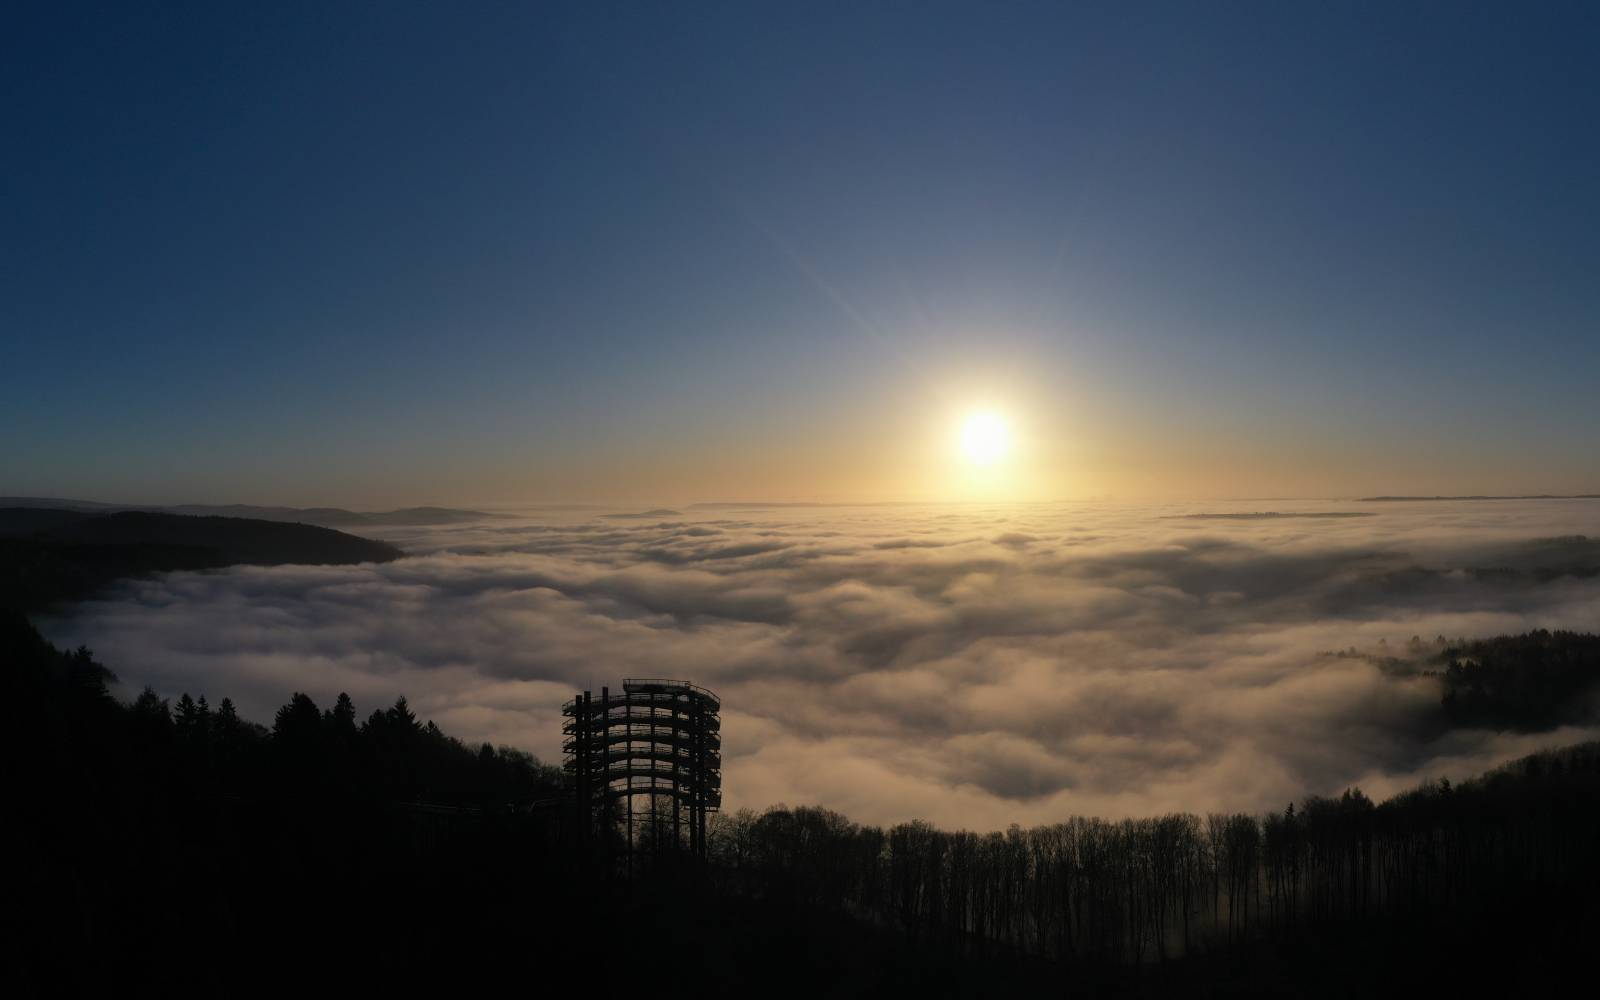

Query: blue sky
left=4, top=2, right=1598, bottom=504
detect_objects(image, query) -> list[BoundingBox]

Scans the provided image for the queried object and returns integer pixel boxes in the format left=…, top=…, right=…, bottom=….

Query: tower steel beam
left=562, top=678, right=721, bottom=864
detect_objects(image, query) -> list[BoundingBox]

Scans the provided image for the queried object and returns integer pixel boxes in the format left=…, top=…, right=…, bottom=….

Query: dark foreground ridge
left=7, top=613, right=1600, bottom=995
left=0, top=508, right=402, bottom=613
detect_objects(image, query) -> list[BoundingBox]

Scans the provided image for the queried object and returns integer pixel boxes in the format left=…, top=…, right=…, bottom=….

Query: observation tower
left=562, top=678, right=721, bottom=860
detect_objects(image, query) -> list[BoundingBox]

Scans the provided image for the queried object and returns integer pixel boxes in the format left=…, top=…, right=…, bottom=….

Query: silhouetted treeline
left=10, top=607, right=1600, bottom=995
left=1332, top=628, right=1600, bottom=731
left=5, top=609, right=561, bottom=808
left=1440, top=628, right=1600, bottom=728
left=7, top=610, right=1067, bottom=996
left=3, top=610, right=568, bottom=993
left=0, top=507, right=401, bottom=613
left=704, top=748, right=1600, bottom=976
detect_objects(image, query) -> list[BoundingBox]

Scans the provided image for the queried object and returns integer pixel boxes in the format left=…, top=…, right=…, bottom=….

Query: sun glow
left=959, top=411, right=1012, bottom=467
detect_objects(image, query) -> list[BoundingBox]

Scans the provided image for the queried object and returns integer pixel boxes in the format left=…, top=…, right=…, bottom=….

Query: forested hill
left=1440, top=629, right=1600, bottom=729
left=0, top=508, right=402, bottom=613
left=8, top=611, right=1600, bottom=995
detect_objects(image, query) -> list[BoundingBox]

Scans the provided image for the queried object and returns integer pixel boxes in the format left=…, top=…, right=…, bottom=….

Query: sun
left=959, top=411, right=1012, bottom=466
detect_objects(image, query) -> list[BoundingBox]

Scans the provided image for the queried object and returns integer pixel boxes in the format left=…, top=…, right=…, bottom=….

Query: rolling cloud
left=36, top=500, right=1600, bottom=829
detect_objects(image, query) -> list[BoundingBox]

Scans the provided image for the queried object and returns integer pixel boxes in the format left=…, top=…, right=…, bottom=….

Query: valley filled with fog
left=39, top=498, right=1600, bottom=828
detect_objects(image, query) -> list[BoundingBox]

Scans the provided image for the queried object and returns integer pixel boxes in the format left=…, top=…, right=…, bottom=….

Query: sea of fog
left=38, top=498, right=1600, bottom=828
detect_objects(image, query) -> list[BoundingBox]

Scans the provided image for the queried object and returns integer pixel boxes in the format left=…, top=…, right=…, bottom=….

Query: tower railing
left=561, top=678, right=722, bottom=863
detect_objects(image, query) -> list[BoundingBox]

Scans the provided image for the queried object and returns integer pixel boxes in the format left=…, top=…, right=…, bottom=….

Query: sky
left=5, top=1, right=1599, bottom=505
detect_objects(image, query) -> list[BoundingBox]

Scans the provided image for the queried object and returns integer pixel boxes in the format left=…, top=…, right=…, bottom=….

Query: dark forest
left=8, top=608, right=1599, bottom=996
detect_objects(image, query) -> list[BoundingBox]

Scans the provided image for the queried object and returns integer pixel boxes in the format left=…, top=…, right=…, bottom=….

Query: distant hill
left=0, top=507, right=97, bottom=535
left=0, top=497, right=497, bottom=526
left=686, top=500, right=930, bottom=509
left=1163, top=511, right=1375, bottom=520
left=360, top=506, right=499, bottom=525
left=1361, top=494, right=1600, bottom=502
left=0, top=508, right=402, bottom=613
left=163, top=504, right=373, bottom=525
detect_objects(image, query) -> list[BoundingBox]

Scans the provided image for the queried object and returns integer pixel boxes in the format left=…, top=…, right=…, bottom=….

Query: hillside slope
left=0, top=508, right=402, bottom=612
left=0, top=496, right=495, bottom=526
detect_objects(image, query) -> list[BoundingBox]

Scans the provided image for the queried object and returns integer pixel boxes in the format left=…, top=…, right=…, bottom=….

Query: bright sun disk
left=959, top=411, right=1012, bottom=466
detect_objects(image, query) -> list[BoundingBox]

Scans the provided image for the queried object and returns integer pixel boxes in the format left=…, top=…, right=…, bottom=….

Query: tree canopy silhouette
left=7, top=608, right=1599, bottom=996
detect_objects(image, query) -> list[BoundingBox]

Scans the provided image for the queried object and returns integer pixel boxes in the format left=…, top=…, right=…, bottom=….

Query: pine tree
left=130, top=686, right=174, bottom=749
left=325, top=692, right=358, bottom=734
left=273, top=692, right=322, bottom=741
left=175, top=693, right=202, bottom=735
left=132, top=686, right=172, bottom=725
left=216, top=697, right=240, bottom=733
left=386, top=695, right=419, bottom=732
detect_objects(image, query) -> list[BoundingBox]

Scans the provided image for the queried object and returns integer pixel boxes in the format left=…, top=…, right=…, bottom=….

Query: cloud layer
left=38, top=499, right=1600, bottom=828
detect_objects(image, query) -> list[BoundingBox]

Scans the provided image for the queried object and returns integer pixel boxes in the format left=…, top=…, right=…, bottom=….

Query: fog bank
left=40, top=498, right=1600, bottom=828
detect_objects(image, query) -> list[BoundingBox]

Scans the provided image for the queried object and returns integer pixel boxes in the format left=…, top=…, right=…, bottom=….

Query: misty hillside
left=0, top=509, right=402, bottom=613
left=1441, top=630, right=1600, bottom=729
